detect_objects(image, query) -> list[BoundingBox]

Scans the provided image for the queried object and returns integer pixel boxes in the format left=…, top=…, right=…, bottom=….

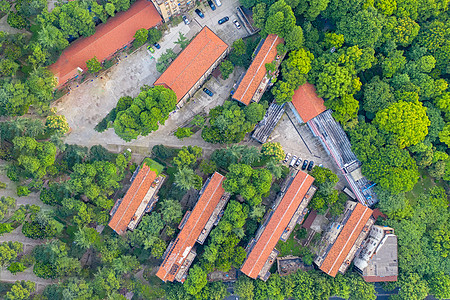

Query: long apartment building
left=314, top=201, right=375, bottom=277
left=154, top=26, right=228, bottom=107
left=232, top=34, right=284, bottom=106
left=156, top=172, right=230, bottom=282
left=240, top=170, right=316, bottom=281
left=109, top=159, right=165, bottom=235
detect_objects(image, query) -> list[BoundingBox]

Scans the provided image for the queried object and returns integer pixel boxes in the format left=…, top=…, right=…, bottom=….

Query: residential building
left=289, top=83, right=327, bottom=123
left=354, top=226, right=398, bottom=282
left=240, top=170, right=316, bottom=281
left=154, top=26, right=229, bottom=107
left=314, top=201, right=375, bottom=277
left=232, top=34, right=284, bottom=106
left=251, top=102, right=285, bottom=143
left=308, top=110, right=379, bottom=206
left=156, top=172, right=230, bottom=282
left=150, top=0, right=194, bottom=22
left=108, top=159, right=165, bottom=235
left=49, top=0, right=162, bottom=87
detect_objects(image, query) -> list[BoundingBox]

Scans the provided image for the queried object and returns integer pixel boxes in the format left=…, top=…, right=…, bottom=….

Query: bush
left=6, top=166, right=19, bottom=182
left=7, top=12, right=26, bottom=29
left=86, top=56, right=102, bottom=73
left=7, top=262, right=26, bottom=274
left=0, top=223, right=14, bottom=235
left=152, top=145, right=175, bottom=160
left=174, top=127, right=193, bottom=139
left=0, top=181, right=6, bottom=189
left=220, top=60, right=234, bottom=80
left=16, top=186, right=30, bottom=197
left=148, top=28, right=162, bottom=44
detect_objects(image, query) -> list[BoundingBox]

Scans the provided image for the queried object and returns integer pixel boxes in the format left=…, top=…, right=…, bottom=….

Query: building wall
left=151, top=0, right=195, bottom=22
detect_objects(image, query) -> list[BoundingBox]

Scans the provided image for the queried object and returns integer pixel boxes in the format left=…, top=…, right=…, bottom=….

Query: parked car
left=207, top=0, right=216, bottom=10
left=182, top=15, right=190, bottom=25
left=284, top=153, right=291, bottom=163
left=295, top=157, right=302, bottom=167
left=215, top=0, right=222, bottom=6
left=318, top=164, right=323, bottom=168
left=203, top=88, right=214, bottom=96
left=233, top=19, right=241, bottom=29
left=153, top=43, right=161, bottom=49
left=195, top=9, right=205, bottom=18
left=307, top=160, right=314, bottom=171
left=301, top=160, right=308, bottom=170
left=218, top=16, right=229, bottom=24
left=147, top=45, right=155, bottom=53
left=289, top=156, right=298, bottom=167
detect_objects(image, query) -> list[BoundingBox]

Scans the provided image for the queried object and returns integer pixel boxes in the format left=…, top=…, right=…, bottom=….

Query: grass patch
left=276, top=227, right=303, bottom=257
left=143, top=158, right=164, bottom=175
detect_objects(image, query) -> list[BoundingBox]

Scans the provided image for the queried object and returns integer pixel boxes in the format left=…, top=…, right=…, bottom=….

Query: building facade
left=150, top=0, right=195, bottom=22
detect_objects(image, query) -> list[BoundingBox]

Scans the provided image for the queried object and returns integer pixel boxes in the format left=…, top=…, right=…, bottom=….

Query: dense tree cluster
left=202, top=101, right=265, bottom=144
left=113, top=85, right=177, bottom=141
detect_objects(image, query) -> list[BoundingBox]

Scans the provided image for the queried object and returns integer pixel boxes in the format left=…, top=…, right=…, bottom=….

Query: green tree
left=184, top=265, right=207, bottom=296
left=74, top=226, right=101, bottom=250
left=285, top=25, right=304, bottom=50
left=265, top=0, right=296, bottom=37
left=7, top=262, right=26, bottom=274
left=173, top=146, right=202, bottom=168
left=0, top=196, right=16, bottom=220
left=429, top=272, right=450, bottom=300
left=134, top=28, right=148, bottom=46
left=362, top=76, right=395, bottom=116
left=174, top=127, right=193, bottom=139
left=309, top=167, right=338, bottom=196
left=220, top=60, right=234, bottom=80
left=327, top=94, right=359, bottom=123
left=147, top=28, right=162, bottom=44
left=105, top=3, right=116, bottom=17
left=396, top=273, right=429, bottom=300
left=381, top=50, right=406, bottom=77
left=0, top=241, right=23, bottom=267
left=261, top=142, right=285, bottom=161
left=374, top=100, right=430, bottom=148
left=235, top=276, right=255, bottom=300
left=5, top=281, right=35, bottom=300
left=159, top=199, right=182, bottom=223
left=86, top=56, right=102, bottom=73
left=174, top=32, right=189, bottom=49
left=174, top=167, right=202, bottom=191
left=199, top=159, right=217, bottom=175
left=438, top=123, right=450, bottom=147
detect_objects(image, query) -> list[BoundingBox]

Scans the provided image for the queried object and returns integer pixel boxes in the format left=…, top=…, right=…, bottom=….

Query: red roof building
left=232, top=34, right=284, bottom=106
left=315, top=202, right=374, bottom=277
left=154, top=26, right=228, bottom=106
left=108, top=161, right=165, bottom=235
left=49, top=0, right=162, bottom=87
left=290, top=83, right=327, bottom=123
left=156, top=172, right=230, bottom=282
left=240, top=170, right=315, bottom=280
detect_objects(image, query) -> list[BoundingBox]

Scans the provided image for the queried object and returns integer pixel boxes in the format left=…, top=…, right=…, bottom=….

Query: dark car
left=218, top=16, right=229, bottom=24
left=195, top=8, right=205, bottom=18
left=182, top=15, right=190, bottom=25
left=307, top=160, right=314, bottom=171
left=203, top=88, right=214, bottom=96
left=207, top=0, right=216, bottom=10
left=153, top=43, right=161, bottom=49
left=301, top=160, right=308, bottom=170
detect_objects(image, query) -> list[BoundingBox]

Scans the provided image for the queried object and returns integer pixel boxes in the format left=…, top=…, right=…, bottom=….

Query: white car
left=233, top=19, right=241, bottom=29
left=215, top=0, right=222, bottom=6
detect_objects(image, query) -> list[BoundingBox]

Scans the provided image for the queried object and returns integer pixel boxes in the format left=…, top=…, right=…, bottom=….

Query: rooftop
left=108, top=163, right=158, bottom=235
left=252, top=102, right=285, bottom=143
left=232, top=34, right=284, bottom=105
left=318, top=203, right=373, bottom=277
left=49, top=0, right=162, bottom=87
left=240, top=170, right=315, bottom=279
left=290, top=83, right=327, bottom=123
left=154, top=26, right=228, bottom=103
left=156, top=172, right=226, bottom=282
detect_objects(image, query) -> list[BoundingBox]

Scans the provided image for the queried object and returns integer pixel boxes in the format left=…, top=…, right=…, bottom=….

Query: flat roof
left=232, top=34, right=284, bottom=105
left=49, top=0, right=162, bottom=86
left=291, top=83, right=326, bottom=123
left=156, top=172, right=226, bottom=282
left=108, top=163, right=157, bottom=235
left=154, top=27, right=228, bottom=103
left=319, top=203, right=373, bottom=277
left=362, top=235, right=398, bottom=282
left=240, top=171, right=315, bottom=279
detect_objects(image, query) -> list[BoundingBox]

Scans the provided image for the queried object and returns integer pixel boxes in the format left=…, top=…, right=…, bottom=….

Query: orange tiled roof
left=232, top=34, right=284, bottom=105
left=108, top=164, right=157, bottom=235
left=154, top=27, right=228, bottom=103
left=156, top=172, right=226, bottom=282
left=49, top=0, right=162, bottom=87
left=291, top=83, right=327, bottom=123
left=240, top=171, right=315, bottom=279
left=319, top=203, right=373, bottom=277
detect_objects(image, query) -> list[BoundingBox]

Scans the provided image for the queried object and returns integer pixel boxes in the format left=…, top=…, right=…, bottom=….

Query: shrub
left=16, top=186, right=30, bottom=197
left=6, top=166, right=19, bottom=182
left=0, top=223, right=14, bottom=235
left=0, top=181, right=6, bottom=189
left=174, top=127, right=193, bottom=139
left=86, top=56, right=102, bottom=73
left=7, top=12, right=26, bottom=29
left=7, top=262, right=26, bottom=274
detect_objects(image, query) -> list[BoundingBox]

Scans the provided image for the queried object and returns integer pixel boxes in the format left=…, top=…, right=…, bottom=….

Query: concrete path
left=0, top=14, right=27, bottom=35
left=0, top=267, right=56, bottom=294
